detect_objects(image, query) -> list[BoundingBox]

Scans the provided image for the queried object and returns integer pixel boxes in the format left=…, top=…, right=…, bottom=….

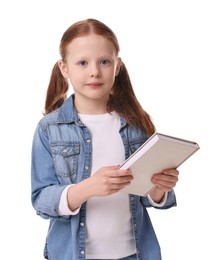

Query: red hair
left=44, top=18, right=155, bottom=136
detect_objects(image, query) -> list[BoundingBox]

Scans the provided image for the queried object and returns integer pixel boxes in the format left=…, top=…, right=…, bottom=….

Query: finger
left=110, top=182, right=132, bottom=191
left=163, top=169, right=179, bottom=176
left=154, top=183, right=175, bottom=192
left=110, top=169, right=132, bottom=177
left=152, top=174, right=178, bottom=186
left=111, top=175, right=133, bottom=184
left=153, top=170, right=179, bottom=180
left=155, top=175, right=178, bottom=188
left=152, top=173, right=178, bottom=182
left=103, top=165, right=120, bottom=171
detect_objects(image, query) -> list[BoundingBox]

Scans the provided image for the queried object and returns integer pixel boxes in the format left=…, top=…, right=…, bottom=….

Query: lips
left=87, top=82, right=103, bottom=87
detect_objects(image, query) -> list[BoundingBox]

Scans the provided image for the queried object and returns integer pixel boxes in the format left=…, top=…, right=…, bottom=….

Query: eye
left=100, top=59, right=110, bottom=65
left=78, top=60, right=88, bottom=67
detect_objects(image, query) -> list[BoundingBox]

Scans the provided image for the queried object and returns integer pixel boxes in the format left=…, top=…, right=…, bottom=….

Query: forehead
left=66, top=34, right=117, bottom=57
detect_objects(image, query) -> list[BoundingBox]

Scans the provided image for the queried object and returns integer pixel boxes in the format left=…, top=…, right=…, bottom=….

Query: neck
left=74, top=95, right=109, bottom=115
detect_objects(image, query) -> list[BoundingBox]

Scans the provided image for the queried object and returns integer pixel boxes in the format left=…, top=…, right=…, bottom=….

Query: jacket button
left=80, top=250, right=85, bottom=255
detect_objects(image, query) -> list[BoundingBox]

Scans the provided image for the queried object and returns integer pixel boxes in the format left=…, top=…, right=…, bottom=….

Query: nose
left=89, top=63, right=101, bottom=78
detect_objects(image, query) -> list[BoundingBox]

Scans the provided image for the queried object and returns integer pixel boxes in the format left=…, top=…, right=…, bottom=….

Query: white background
left=0, top=0, right=216, bottom=259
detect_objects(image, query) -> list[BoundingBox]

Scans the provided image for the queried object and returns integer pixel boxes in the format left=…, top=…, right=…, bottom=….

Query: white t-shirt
left=79, top=112, right=136, bottom=259
left=58, top=111, right=136, bottom=259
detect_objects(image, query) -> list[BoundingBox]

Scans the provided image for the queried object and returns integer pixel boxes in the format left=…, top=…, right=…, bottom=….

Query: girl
left=31, top=18, right=179, bottom=260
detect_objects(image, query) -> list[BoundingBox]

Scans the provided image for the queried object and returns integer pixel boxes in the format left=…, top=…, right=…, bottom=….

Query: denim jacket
left=31, top=95, right=177, bottom=260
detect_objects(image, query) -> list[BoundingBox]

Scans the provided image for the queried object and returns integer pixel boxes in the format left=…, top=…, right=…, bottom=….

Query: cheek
left=68, top=73, right=85, bottom=89
left=68, top=69, right=82, bottom=81
left=105, top=67, right=117, bottom=79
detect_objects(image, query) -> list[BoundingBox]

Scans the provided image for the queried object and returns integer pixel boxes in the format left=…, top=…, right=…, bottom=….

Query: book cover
left=118, top=133, right=200, bottom=196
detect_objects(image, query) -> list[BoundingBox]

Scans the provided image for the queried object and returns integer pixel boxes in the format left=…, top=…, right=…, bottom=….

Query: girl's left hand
left=151, top=168, right=179, bottom=192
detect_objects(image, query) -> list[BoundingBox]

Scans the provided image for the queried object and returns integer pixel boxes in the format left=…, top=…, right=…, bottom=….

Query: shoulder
left=37, top=95, right=76, bottom=130
left=37, top=109, right=60, bottom=131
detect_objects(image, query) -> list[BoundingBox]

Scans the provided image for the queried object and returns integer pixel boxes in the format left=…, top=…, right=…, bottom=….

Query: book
left=118, top=132, right=200, bottom=196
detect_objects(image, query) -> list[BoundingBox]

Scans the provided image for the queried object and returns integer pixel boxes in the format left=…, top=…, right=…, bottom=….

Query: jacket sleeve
left=31, top=122, right=71, bottom=220
left=140, top=189, right=177, bottom=209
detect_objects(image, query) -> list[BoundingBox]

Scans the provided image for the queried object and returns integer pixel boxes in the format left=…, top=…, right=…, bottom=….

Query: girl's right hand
left=89, top=166, right=133, bottom=196
left=67, top=166, right=133, bottom=212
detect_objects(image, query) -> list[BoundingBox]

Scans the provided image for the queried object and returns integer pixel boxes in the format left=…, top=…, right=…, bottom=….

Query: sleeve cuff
left=58, top=184, right=81, bottom=216
left=147, top=192, right=168, bottom=207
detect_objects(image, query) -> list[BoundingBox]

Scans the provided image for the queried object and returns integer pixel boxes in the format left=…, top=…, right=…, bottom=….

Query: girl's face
left=58, top=33, right=122, bottom=113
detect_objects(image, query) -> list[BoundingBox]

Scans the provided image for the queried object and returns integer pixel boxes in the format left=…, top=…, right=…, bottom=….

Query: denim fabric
left=31, top=95, right=177, bottom=260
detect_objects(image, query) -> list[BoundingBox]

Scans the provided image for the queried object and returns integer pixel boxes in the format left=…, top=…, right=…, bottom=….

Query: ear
left=58, top=60, right=69, bottom=78
left=115, top=57, right=122, bottom=76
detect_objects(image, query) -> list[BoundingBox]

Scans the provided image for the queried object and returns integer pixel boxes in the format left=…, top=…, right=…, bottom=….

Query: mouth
left=86, top=82, right=103, bottom=88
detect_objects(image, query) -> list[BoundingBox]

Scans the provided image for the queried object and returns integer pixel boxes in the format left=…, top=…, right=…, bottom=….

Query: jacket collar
left=57, top=94, right=79, bottom=124
left=56, top=94, right=127, bottom=127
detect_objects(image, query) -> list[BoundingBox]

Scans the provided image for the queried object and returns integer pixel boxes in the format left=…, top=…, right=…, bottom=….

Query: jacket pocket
left=51, top=142, right=80, bottom=181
